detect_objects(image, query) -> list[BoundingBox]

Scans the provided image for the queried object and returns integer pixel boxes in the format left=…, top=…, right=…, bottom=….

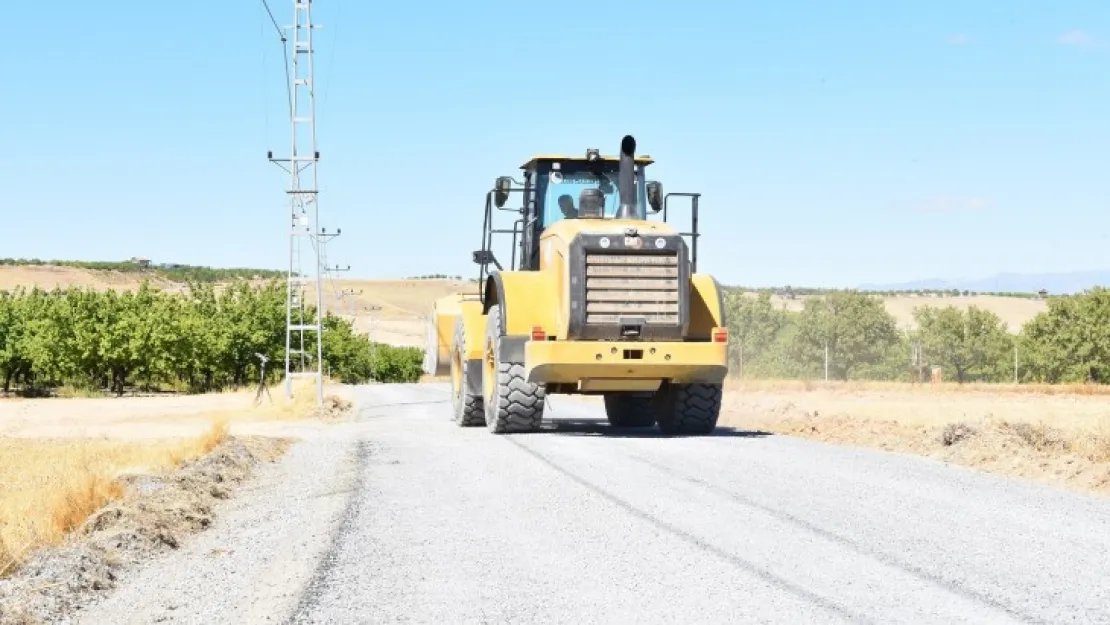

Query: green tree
left=790, top=291, right=899, bottom=380
left=723, top=289, right=786, bottom=378
left=913, top=305, right=1013, bottom=383
left=0, top=278, right=424, bottom=396
left=1019, top=287, right=1110, bottom=383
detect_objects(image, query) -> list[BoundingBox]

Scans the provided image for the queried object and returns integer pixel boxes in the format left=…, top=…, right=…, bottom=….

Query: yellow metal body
left=481, top=271, right=556, bottom=336
left=424, top=291, right=482, bottom=376
left=484, top=218, right=725, bottom=335
left=424, top=155, right=729, bottom=395
left=426, top=226, right=728, bottom=392
left=525, top=340, right=727, bottom=389
left=455, top=299, right=485, bottom=361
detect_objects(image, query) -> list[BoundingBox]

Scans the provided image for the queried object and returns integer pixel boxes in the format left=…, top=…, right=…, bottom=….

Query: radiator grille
left=583, top=251, right=680, bottom=325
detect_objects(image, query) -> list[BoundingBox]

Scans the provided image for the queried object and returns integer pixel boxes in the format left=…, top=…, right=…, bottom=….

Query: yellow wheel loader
left=424, top=135, right=729, bottom=434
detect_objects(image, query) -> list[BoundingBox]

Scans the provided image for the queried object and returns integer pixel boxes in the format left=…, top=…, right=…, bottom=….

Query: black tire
left=654, top=383, right=722, bottom=435
left=450, top=316, right=484, bottom=426
left=603, top=393, right=657, bottom=428
left=483, top=305, right=545, bottom=433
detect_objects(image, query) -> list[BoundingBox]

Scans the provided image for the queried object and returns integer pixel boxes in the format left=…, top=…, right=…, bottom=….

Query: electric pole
left=267, top=0, right=325, bottom=404
left=366, top=304, right=383, bottom=381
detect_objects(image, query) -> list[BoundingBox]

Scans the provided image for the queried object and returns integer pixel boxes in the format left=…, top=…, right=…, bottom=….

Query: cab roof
left=520, top=154, right=655, bottom=170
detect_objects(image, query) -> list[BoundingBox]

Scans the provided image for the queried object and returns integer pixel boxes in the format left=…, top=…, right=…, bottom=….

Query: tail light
left=531, top=326, right=546, bottom=341
left=712, top=327, right=728, bottom=343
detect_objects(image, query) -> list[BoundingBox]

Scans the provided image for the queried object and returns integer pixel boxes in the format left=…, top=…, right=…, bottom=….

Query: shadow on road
left=359, top=399, right=451, bottom=410
left=535, top=417, right=774, bottom=439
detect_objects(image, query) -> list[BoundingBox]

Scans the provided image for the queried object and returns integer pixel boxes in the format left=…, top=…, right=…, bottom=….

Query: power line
left=259, top=0, right=294, bottom=120
left=259, top=0, right=284, bottom=40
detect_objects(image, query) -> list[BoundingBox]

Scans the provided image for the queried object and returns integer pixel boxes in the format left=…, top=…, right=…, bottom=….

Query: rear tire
left=654, top=383, right=722, bottom=435
left=483, top=305, right=545, bottom=434
left=603, top=393, right=657, bottom=428
left=450, top=316, right=484, bottom=426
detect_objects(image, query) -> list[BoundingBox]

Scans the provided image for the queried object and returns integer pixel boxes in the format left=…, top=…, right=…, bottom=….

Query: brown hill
left=0, top=265, right=1047, bottom=345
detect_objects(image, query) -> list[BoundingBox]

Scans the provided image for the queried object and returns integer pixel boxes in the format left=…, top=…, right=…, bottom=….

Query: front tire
left=654, top=383, right=722, bottom=435
left=450, top=316, right=484, bottom=426
left=603, top=393, right=657, bottom=428
left=483, top=305, right=545, bottom=434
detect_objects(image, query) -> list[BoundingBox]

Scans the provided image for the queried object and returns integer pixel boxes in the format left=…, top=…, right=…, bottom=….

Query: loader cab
left=505, top=151, right=664, bottom=271
left=478, top=136, right=675, bottom=283
left=524, top=154, right=655, bottom=229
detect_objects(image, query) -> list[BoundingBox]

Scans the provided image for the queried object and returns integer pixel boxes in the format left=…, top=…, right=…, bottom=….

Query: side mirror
left=494, top=176, right=512, bottom=208
left=646, top=181, right=664, bottom=213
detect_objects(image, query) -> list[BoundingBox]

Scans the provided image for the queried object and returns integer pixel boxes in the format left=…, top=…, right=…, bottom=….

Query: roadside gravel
left=68, top=419, right=364, bottom=625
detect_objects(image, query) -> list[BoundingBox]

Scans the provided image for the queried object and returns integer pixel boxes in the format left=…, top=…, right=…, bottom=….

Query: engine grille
left=583, top=251, right=680, bottom=325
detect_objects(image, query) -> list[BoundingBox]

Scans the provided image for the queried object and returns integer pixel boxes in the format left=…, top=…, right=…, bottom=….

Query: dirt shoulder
left=720, top=384, right=1110, bottom=497
left=0, top=384, right=356, bottom=440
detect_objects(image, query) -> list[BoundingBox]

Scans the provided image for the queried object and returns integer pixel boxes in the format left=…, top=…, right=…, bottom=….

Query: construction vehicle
left=424, top=134, right=729, bottom=434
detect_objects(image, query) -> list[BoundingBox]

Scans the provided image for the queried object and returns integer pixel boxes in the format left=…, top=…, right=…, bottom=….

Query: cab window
left=538, top=165, right=646, bottom=228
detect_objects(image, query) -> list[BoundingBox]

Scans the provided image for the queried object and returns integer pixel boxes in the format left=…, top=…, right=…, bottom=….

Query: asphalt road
left=76, top=383, right=1110, bottom=625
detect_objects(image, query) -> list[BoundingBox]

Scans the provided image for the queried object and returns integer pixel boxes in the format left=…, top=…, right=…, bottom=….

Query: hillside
left=0, top=264, right=183, bottom=293
left=0, top=264, right=1050, bottom=344
left=859, top=270, right=1110, bottom=295
left=299, top=278, right=478, bottom=348
left=737, top=290, right=1047, bottom=333
left=0, top=264, right=472, bottom=349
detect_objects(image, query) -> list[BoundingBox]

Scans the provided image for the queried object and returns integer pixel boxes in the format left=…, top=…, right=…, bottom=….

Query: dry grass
left=0, top=418, right=230, bottom=577
left=0, top=436, right=292, bottom=624
left=0, top=379, right=352, bottom=441
left=0, top=265, right=179, bottom=294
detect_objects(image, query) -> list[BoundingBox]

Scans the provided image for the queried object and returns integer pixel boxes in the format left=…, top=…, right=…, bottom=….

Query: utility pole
left=267, top=0, right=325, bottom=404
left=344, top=288, right=363, bottom=320
left=367, top=304, right=383, bottom=375
left=824, top=341, right=829, bottom=381
left=318, top=226, right=345, bottom=300
left=738, top=341, right=744, bottom=380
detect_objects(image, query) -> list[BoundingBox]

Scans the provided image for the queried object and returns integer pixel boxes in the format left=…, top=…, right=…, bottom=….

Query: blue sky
left=4, top=1, right=1108, bottom=288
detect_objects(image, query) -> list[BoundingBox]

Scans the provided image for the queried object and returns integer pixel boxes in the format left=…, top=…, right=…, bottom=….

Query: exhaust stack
left=615, top=135, right=640, bottom=220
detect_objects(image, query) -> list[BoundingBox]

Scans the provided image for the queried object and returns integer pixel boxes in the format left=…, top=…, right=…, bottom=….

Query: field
left=719, top=380, right=1110, bottom=495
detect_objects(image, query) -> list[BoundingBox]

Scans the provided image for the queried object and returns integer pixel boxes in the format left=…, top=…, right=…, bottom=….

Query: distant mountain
left=858, top=271, right=1110, bottom=295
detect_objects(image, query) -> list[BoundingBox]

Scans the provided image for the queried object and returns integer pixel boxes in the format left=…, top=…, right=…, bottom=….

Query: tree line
left=404, top=273, right=465, bottom=280
left=0, top=258, right=286, bottom=283
left=724, top=287, right=1110, bottom=384
left=0, top=280, right=423, bottom=396
left=728, top=284, right=1051, bottom=300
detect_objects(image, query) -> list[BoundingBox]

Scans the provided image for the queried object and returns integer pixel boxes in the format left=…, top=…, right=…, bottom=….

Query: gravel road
left=74, top=383, right=1110, bottom=624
